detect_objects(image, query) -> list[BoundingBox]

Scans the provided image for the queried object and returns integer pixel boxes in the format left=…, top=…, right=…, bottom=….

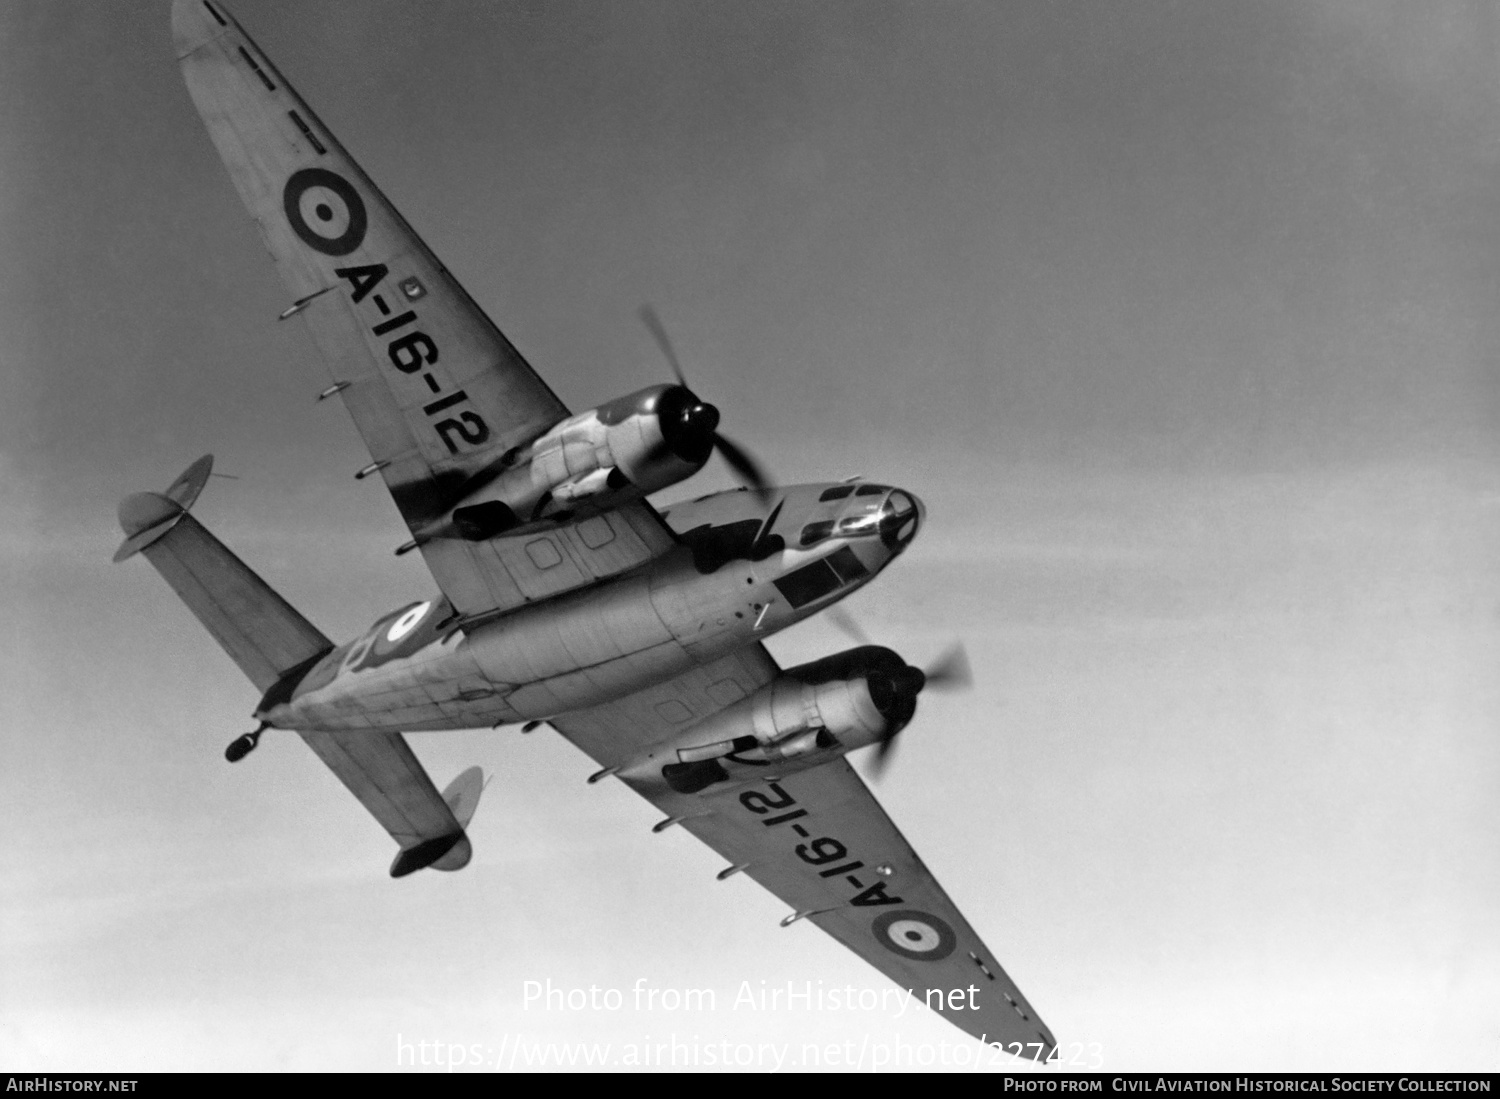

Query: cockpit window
left=800, top=520, right=835, bottom=547
left=855, top=483, right=888, bottom=496
left=819, top=485, right=854, bottom=502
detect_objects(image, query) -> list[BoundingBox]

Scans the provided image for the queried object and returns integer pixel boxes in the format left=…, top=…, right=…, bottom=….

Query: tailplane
left=116, top=456, right=488, bottom=877
left=113, top=455, right=331, bottom=692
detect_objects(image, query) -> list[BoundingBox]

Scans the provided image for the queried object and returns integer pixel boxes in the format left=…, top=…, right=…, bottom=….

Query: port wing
left=173, top=0, right=674, bottom=620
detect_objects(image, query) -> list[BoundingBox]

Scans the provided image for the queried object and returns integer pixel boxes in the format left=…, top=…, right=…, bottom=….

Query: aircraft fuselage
left=259, top=482, right=923, bottom=733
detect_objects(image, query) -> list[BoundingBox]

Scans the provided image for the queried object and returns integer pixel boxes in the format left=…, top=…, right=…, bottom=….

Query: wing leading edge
left=547, top=653, right=1056, bottom=1059
left=172, top=0, right=675, bottom=621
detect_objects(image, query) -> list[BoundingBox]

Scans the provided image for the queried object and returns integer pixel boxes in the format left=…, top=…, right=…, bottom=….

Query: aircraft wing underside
left=547, top=650, right=1057, bottom=1059
left=173, top=1, right=676, bottom=620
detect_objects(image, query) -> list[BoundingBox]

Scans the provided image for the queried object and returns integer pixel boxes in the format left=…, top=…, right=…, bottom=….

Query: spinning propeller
left=825, top=606, right=973, bottom=779
left=638, top=305, right=773, bottom=497
left=868, top=643, right=972, bottom=778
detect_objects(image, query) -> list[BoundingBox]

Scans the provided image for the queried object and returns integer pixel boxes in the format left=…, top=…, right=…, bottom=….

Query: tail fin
left=114, top=455, right=331, bottom=693
left=442, top=766, right=487, bottom=830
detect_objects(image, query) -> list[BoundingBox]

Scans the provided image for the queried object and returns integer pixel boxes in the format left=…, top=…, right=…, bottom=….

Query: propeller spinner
left=638, top=305, right=773, bottom=496
left=825, top=609, right=973, bottom=779
left=867, top=645, right=971, bottom=778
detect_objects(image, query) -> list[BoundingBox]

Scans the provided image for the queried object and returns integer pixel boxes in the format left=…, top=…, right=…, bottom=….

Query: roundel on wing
left=871, top=909, right=957, bottom=962
left=282, top=167, right=367, bottom=256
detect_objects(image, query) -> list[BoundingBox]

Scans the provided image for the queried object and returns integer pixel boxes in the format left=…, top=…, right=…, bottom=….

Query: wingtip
left=172, top=0, right=227, bottom=59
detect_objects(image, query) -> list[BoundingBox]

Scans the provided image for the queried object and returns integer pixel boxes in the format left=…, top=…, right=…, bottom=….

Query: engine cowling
left=424, top=384, right=719, bottom=541
left=616, top=646, right=927, bottom=795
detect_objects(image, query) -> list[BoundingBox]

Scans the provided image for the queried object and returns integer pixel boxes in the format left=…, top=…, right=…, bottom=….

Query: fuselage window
left=855, top=484, right=888, bottom=496
left=819, top=485, right=854, bottom=502
left=800, top=520, right=835, bottom=547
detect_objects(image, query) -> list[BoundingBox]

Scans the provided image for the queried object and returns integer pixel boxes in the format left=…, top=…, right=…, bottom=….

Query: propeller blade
left=637, top=304, right=688, bottom=388
left=870, top=729, right=900, bottom=779
left=923, top=643, right=972, bottom=691
left=751, top=496, right=785, bottom=556
left=714, top=432, right=772, bottom=497
left=864, top=645, right=970, bottom=782
left=637, top=304, right=778, bottom=495
left=825, top=605, right=872, bottom=647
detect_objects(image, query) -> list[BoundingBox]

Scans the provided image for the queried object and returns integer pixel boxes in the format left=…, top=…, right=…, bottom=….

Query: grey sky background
left=3, top=0, right=1498, bottom=1072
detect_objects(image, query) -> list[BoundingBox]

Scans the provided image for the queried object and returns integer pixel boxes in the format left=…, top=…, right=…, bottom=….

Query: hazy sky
left=3, top=0, right=1498, bottom=1072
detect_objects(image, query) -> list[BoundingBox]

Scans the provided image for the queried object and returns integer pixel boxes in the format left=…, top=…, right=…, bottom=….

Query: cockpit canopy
left=800, top=485, right=920, bottom=550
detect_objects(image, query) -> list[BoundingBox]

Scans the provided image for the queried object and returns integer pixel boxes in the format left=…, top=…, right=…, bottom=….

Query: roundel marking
left=386, top=601, right=432, bottom=643
left=871, top=909, right=957, bottom=962
left=282, top=168, right=367, bottom=256
left=340, top=632, right=375, bottom=674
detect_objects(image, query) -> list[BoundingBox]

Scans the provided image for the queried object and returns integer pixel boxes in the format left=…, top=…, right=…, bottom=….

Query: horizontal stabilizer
left=297, top=730, right=476, bottom=877
left=114, top=456, right=330, bottom=692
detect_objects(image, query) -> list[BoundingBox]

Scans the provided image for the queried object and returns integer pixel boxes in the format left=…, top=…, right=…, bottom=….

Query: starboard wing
left=547, top=651, right=1056, bottom=1059
left=173, top=0, right=675, bottom=620
left=544, top=644, right=783, bottom=765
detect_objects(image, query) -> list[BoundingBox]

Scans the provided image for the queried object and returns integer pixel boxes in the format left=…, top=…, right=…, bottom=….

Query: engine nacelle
left=616, top=646, right=926, bottom=795
left=423, top=384, right=719, bottom=541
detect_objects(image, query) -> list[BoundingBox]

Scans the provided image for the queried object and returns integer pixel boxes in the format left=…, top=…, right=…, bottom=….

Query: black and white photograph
left=3, top=0, right=1497, bottom=1074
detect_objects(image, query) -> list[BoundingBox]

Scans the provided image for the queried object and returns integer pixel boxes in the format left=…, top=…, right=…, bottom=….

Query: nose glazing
left=879, top=489, right=922, bottom=548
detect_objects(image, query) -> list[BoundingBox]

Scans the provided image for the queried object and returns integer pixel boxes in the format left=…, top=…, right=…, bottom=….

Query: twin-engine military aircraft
left=117, top=0, right=1055, bottom=1059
